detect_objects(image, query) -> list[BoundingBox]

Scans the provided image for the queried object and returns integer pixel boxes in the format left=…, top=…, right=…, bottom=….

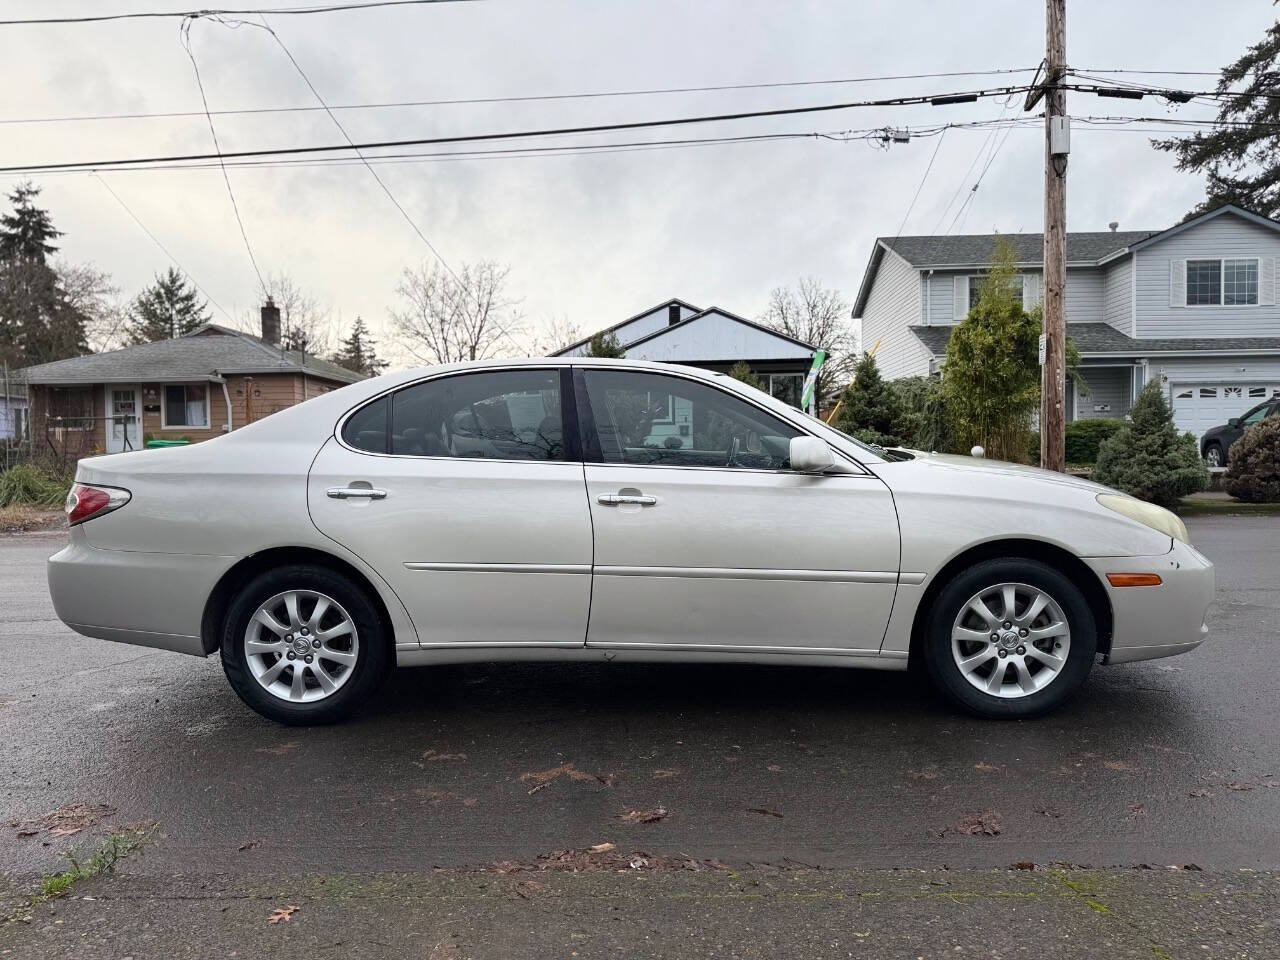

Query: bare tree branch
left=760, top=276, right=856, bottom=395
left=389, top=260, right=525, bottom=365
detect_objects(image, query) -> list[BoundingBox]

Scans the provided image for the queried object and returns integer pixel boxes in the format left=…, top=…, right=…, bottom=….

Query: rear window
left=342, top=395, right=389, bottom=453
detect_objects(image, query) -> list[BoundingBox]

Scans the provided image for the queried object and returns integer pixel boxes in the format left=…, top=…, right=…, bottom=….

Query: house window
left=1186, top=258, right=1257, bottom=305
left=969, top=274, right=1024, bottom=311
left=163, top=384, right=209, bottom=428
left=766, top=373, right=804, bottom=408
left=48, top=387, right=93, bottom=429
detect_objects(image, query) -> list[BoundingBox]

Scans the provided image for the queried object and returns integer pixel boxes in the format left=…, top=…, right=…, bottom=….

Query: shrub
left=0, top=462, right=73, bottom=508
left=586, top=331, right=625, bottom=358
left=726, top=361, right=764, bottom=391
left=890, top=376, right=953, bottom=451
left=835, top=352, right=908, bottom=446
left=1064, top=418, right=1126, bottom=465
left=1093, top=381, right=1208, bottom=508
left=1222, top=416, right=1280, bottom=502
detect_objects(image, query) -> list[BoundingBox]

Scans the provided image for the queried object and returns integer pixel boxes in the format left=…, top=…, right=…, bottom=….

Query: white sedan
left=48, top=359, right=1214, bottom=724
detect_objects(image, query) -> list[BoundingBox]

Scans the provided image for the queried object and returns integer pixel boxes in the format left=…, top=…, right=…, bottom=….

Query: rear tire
left=922, top=558, right=1096, bottom=719
left=220, top=564, right=390, bottom=725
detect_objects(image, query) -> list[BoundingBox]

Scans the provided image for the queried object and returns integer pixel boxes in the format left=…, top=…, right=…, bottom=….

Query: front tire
left=1204, top=442, right=1224, bottom=468
left=922, top=558, right=1096, bottom=719
left=220, top=565, right=390, bottom=725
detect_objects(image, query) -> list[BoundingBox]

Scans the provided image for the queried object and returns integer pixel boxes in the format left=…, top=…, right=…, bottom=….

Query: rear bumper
left=1085, top=539, right=1216, bottom=665
left=48, top=530, right=236, bottom=657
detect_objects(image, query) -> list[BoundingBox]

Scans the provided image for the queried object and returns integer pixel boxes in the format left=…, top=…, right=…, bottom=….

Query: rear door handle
left=597, top=494, right=657, bottom=506
left=327, top=486, right=388, bottom=500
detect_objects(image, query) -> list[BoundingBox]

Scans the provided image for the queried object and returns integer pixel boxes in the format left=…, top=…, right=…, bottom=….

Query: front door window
left=110, top=388, right=139, bottom=451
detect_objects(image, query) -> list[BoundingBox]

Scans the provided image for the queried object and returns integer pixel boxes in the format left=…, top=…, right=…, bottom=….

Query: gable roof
left=21, top=325, right=366, bottom=386
left=552, top=298, right=703, bottom=356
left=909, top=322, right=1280, bottom=358
left=620, top=306, right=817, bottom=361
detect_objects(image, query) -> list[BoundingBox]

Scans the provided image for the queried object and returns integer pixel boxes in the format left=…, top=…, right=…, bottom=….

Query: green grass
left=10, top=826, right=154, bottom=919
left=1178, top=498, right=1280, bottom=516
left=0, top=462, right=73, bottom=509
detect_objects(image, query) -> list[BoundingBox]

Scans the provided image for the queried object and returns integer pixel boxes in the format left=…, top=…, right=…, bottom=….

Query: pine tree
left=1094, top=380, right=1208, bottom=509
left=1154, top=21, right=1280, bottom=218
left=835, top=352, right=908, bottom=447
left=726, top=361, right=765, bottom=391
left=126, top=268, right=211, bottom=343
left=330, top=317, right=388, bottom=377
left=0, top=182, right=86, bottom=365
left=586, top=331, right=625, bottom=358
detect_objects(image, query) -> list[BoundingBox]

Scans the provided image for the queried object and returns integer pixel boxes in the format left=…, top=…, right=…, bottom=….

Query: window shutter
left=1169, top=259, right=1186, bottom=307
left=1262, top=257, right=1276, bottom=306
left=953, top=276, right=968, bottom=320
left=1022, top=273, right=1041, bottom=309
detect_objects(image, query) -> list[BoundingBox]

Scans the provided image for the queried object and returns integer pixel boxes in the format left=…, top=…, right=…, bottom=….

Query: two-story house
left=853, top=204, right=1280, bottom=442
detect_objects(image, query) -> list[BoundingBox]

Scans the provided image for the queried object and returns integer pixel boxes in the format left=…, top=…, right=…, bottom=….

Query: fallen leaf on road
left=1225, top=782, right=1254, bottom=792
left=652, top=769, right=679, bottom=779
left=619, top=806, right=667, bottom=824
left=747, top=807, right=784, bottom=819
left=1034, top=806, right=1063, bottom=819
left=1129, top=803, right=1147, bottom=818
left=909, top=767, right=942, bottom=780
left=267, top=905, right=297, bottom=924
left=1104, top=760, right=1136, bottom=772
left=421, top=749, right=467, bottom=763
left=1189, top=788, right=1211, bottom=798
left=238, top=839, right=263, bottom=852
left=520, top=762, right=618, bottom=794
left=255, top=742, right=299, bottom=756
left=766, top=764, right=782, bottom=772
left=10, top=803, right=115, bottom=839
left=1011, top=861, right=1036, bottom=870
left=588, top=842, right=616, bottom=854
left=512, top=879, right=545, bottom=899
left=974, top=762, right=1000, bottom=772
left=954, top=810, right=1002, bottom=836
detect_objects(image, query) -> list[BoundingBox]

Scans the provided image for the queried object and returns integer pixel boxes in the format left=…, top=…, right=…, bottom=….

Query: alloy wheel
left=243, top=590, right=360, bottom=703
left=950, top=582, right=1071, bottom=699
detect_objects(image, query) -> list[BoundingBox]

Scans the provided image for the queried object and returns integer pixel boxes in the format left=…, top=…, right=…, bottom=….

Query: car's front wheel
left=220, top=565, right=390, bottom=725
left=921, top=558, right=1097, bottom=719
left=1204, top=442, right=1224, bottom=468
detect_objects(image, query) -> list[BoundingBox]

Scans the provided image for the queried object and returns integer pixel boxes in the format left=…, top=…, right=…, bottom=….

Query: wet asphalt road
left=1, top=516, right=1278, bottom=881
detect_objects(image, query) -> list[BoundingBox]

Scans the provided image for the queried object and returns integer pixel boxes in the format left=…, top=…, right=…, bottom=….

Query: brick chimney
left=260, top=297, right=281, bottom=345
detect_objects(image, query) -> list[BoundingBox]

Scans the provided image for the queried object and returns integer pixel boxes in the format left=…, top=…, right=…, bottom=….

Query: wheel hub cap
left=950, top=582, right=1072, bottom=700
left=244, top=589, right=360, bottom=704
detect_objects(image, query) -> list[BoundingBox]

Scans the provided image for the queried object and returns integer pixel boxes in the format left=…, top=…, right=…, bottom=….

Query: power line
left=0, top=81, right=1039, bottom=175
left=0, top=0, right=480, bottom=27
left=252, top=13, right=464, bottom=289
left=91, top=172, right=234, bottom=322
left=0, top=68, right=1041, bottom=126
left=180, top=16, right=267, bottom=295
left=895, top=127, right=947, bottom=237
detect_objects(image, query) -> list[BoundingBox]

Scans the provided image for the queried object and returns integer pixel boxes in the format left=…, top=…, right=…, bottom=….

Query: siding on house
left=860, top=247, right=930, bottom=378
left=1064, top=269, right=1104, bottom=325
left=1148, top=355, right=1280, bottom=384
left=558, top=301, right=700, bottom=357
left=1102, top=257, right=1134, bottom=335
left=624, top=310, right=811, bottom=363
left=1136, top=214, right=1280, bottom=339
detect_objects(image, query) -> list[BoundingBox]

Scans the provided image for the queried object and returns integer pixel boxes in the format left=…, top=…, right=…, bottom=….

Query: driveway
left=2, top=516, right=1278, bottom=957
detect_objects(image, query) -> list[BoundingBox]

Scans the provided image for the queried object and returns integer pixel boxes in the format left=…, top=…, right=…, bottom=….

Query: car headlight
left=1096, top=494, right=1189, bottom=544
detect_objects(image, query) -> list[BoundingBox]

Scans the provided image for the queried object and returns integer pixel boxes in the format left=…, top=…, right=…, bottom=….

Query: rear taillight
left=66, top=483, right=131, bottom=526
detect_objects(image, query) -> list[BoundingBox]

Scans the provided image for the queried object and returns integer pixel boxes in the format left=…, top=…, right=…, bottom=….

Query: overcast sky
left=2, top=0, right=1275, bottom=365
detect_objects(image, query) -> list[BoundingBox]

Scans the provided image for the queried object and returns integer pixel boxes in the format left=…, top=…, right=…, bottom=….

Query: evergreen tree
left=586, top=331, right=625, bottom=358
left=726, top=360, right=765, bottom=391
left=0, top=183, right=61, bottom=264
left=1094, top=380, right=1208, bottom=509
left=330, top=317, right=388, bottom=377
left=126, top=267, right=211, bottom=343
left=835, top=352, right=908, bottom=447
left=1154, top=20, right=1280, bottom=218
left=0, top=182, right=86, bottom=366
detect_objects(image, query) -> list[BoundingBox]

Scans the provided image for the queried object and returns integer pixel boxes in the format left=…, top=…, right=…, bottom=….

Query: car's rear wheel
left=922, top=558, right=1096, bottom=719
left=1204, top=442, right=1224, bottom=468
left=220, top=565, right=389, bottom=725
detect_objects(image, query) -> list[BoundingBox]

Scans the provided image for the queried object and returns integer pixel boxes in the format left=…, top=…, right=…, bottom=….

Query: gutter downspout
left=214, top=376, right=232, bottom=432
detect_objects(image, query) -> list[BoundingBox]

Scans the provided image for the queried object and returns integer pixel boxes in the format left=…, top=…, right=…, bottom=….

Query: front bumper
left=1084, top=538, right=1215, bottom=665
left=48, top=528, right=237, bottom=657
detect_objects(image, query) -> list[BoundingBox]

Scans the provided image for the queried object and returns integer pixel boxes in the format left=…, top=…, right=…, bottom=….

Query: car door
left=308, top=366, right=593, bottom=648
left=1229, top=402, right=1271, bottom=450
left=576, top=367, right=900, bottom=655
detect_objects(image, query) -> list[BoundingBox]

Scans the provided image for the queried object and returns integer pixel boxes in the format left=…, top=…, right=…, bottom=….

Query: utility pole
left=1035, top=0, right=1069, bottom=471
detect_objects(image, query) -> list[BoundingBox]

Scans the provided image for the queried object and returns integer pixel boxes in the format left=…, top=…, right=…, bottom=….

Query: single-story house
left=21, top=303, right=364, bottom=460
left=553, top=298, right=821, bottom=411
left=853, top=204, right=1280, bottom=442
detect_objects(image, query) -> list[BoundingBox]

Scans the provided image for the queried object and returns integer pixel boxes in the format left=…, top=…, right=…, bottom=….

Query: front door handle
left=598, top=493, right=657, bottom=506
left=327, top=486, right=388, bottom=500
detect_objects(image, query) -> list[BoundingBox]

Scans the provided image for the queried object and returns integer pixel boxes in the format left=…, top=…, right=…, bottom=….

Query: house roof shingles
left=21, top=327, right=365, bottom=385
left=882, top=231, right=1155, bottom=268
left=909, top=322, right=1280, bottom=358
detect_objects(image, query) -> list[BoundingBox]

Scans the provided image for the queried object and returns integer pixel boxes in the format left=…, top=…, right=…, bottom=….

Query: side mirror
left=790, top=436, right=837, bottom=473
left=1228, top=417, right=1241, bottom=428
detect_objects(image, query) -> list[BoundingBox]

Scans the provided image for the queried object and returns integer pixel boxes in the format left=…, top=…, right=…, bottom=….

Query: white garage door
left=1170, top=383, right=1280, bottom=442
